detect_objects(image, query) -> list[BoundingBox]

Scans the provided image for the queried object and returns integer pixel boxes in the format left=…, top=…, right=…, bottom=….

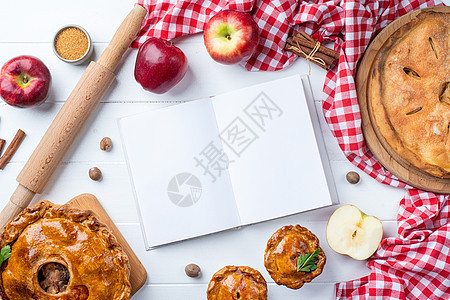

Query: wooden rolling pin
left=0, top=5, right=147, bottom=229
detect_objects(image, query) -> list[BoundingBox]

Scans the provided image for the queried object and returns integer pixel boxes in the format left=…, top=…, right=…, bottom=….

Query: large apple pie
left=369, top=10, right=450, bottom=178
left=0, top=200, right=131, bottom=300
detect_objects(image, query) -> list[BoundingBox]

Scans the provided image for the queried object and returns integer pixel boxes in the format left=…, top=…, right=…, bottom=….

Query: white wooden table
left=0, top=1, right=443, bottom=299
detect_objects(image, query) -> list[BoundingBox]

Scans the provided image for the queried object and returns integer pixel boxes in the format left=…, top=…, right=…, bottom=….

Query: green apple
left=326, top=204, right=383, bottom=260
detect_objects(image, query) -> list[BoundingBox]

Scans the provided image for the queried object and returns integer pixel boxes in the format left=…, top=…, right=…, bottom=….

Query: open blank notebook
left=119, top=75, right=338, bottom=249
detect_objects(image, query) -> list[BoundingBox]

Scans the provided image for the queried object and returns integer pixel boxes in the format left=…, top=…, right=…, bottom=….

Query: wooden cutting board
left=67, top=193, right=147, bottom=296
left=356, top=6, right=450, bottom=193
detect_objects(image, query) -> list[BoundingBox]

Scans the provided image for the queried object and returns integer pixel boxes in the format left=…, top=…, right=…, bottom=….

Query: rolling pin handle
left=97, top=5, right=147, bottom=72
left=0, top=184, right=36, bottom=229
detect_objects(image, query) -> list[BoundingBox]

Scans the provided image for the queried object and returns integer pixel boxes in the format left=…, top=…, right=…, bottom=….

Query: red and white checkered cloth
left=337, top=190, right=450, bottom=299
left=132, top=0, right=449, bottom=298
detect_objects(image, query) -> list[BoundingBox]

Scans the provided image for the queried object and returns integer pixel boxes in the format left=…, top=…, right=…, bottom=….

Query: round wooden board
left=356, top=6, right=450, bottom=194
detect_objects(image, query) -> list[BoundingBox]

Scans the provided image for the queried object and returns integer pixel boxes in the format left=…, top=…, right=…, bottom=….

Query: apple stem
left=23, top=74, right=29, bottom=84
left=352, top=230, right=357, bottom=238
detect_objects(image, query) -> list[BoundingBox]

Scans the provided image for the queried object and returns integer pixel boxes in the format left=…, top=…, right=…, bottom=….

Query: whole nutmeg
left=100, top=137, right=112, bottom=151
left=89, top=167, right=102, bottom=181
left=346, top=171, right=360, bottom=184
left=185, top=263, right=201, bottom=278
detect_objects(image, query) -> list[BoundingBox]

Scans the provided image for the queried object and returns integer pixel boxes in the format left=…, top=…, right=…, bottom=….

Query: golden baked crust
left=0, top=200, right=131, bottom=300
left=264, top=225, right=326, bottom=289
left=207, top=266, right=267, bottom=300
left=370, top=10, right=450, bottom=178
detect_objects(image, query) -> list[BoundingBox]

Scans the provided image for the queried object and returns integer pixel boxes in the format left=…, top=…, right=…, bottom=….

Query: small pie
left=0, top=200, right=131, bottom=300
left=264, top=225, right=326, bottom=289
left=207, top=265, right=267, bottom=300
left=369, top=10, right=450, bottom=178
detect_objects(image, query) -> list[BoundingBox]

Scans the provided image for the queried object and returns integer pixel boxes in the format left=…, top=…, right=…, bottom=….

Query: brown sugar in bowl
left=53, top=25, right=93, bottom=65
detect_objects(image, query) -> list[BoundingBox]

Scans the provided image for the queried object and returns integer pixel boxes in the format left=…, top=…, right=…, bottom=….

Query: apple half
left=326, top=204, right=383, bottom=260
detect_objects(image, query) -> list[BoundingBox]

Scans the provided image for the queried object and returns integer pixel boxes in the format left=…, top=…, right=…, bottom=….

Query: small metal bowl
left=53, top=24, right=93, bottom=65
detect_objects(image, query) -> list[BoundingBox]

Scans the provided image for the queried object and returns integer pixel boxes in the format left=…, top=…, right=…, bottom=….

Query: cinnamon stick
left=0, top=139, right=5, bottom=155
left=290, top=34, right=340, bottom=60
left=0, top=129, right=26, bottom=170
left=294, top=31, right=340, bottom=59
left=284, top=44, right=330, bottom=70
left=297, top=31, right=315, bottom=42
left=285, top=37, right=336, bottom=68
left=285, top=30, right=340, bottom=70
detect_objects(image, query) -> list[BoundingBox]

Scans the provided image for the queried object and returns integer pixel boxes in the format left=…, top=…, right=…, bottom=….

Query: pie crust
left=369, top=11, right=450, bottom=178
left=0, top=200, right=131, bottom=300
left=264, top=225, right=326, bottom=289
left=207, top=265, right=267, bottom=300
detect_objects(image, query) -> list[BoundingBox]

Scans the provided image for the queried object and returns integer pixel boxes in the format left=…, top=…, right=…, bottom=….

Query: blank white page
left=211, top=75, right=333, bottom=224
left=119, top=99, right=240, bottom=249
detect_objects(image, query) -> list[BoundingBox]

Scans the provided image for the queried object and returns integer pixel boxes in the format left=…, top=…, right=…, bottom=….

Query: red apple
left=134, top=37, right=188, bottom=94
left=0, top=56, right=51, bottom=108
left=203, top=10, right=259, bottom=65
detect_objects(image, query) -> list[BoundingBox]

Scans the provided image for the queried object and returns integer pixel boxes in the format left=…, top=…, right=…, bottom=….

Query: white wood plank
left=116, top=221, right=396, bottom=285
left=0, top=101, right=346, bottom=165
left=2, top=1, right=439, bottom=298
left=0, top=0, right=136, bottom=43
left=0, top=102, right=343, bottom=165
left=314, top=102, right=347, bottom=162
left=133, top=283, right=335, bottom=299
left=0, top=102, right=173, bottom=164
left=320, top=161, right=405, bottom=220
left=0, top=37, right=326, bottom=103
left=0, top=163, right=139, bottom=223
left=0, top=161, right=406, bottom=224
